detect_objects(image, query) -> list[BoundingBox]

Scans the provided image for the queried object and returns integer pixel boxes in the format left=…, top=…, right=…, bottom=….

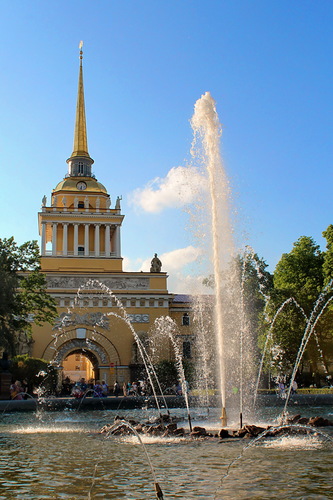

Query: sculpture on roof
left=115, top=196, right=122, bottom=210
left=150, top=253, right=162, bottom=273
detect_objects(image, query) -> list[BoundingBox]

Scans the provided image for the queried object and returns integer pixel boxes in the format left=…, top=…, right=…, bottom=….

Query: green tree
left=154, top=360, right=179, bottom=389
left=235, top=251, right=273, bottom=331
left=10, top=355, right=58, bottom=394
left=203, top=251, right=273, bottom=344
left=202, top=251, right=273, bottom=390
left=264, top=236, right=326, bottom=374
left=154, top=359, right=194, bottom=390
left=0, top=237, right=57, bottom=355
left=322, top=224, right=333, bottom=284
left=273, top=236, right=324, bottom=313
left=318, top=225, right=333, bottom=371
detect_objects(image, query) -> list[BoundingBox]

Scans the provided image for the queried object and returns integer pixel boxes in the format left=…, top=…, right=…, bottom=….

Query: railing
left=41, top=207, right=120, bottom=214
left=43, top=251, right=117, bottom=257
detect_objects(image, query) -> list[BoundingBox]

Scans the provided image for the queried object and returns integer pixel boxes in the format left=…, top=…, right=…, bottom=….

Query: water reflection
left=0, top=408, right=332, bottom=499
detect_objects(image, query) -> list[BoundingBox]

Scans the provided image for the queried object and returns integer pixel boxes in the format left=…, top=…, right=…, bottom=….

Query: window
left=78, top=201, right=84, bottom=209
left=183, top=341, right=192, bottom=359
left=140, top=299, right=146, bottom=307
left=78, top=162, right=84, bottom=174
left=78, top=246, right=84, bottom=255
left=75, top=354, right=80, bottom=361
left=182, top=313, right=190, bottom=326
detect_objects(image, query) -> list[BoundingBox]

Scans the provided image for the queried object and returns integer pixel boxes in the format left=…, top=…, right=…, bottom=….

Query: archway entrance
left=62, top=349, right=96, bottom=383
left=43, top=328, right=130, bottom=390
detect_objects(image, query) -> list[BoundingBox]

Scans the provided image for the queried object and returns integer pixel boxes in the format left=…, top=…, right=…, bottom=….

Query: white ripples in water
left=11, top=426, right=86, bottom=434
left=117, top=434, right=188, bottom=445
left=262, top=435, right=323, bottom=450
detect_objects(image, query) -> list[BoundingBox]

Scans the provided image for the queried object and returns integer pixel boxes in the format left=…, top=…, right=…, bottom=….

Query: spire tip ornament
left=67, top=41, right=94, bottom=173
left=79, top=40, right=83, bottom=60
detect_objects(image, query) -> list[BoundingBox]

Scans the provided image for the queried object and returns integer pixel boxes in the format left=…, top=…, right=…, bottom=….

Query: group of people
left=62, top=377, right=150, bottom=398
left=10, top=379, right=28, bottom=400
left=123, top=380, right=148, bottom=396
left=276, top=378, right=298, bottom=398
left=70, top=378, right=109, bottom=398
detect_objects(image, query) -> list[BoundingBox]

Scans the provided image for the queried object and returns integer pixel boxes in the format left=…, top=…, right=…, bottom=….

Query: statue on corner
left=150, top=253, right=162, bottom=273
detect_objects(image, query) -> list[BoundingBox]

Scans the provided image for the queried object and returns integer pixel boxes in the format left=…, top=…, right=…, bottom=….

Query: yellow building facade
left=32, top=47, right=193, bottom=387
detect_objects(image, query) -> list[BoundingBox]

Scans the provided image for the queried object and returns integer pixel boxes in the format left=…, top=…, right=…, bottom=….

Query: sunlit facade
left=31, top=47, right=193, bottom=387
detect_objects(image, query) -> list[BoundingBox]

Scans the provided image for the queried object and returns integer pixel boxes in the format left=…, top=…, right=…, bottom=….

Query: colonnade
left=41, top=221, right=121, bottom=257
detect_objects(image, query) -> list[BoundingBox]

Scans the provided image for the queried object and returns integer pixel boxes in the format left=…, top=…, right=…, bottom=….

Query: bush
left=154, top=359, right=194, bottom=390
left=10, top=355, right=57, bottom=395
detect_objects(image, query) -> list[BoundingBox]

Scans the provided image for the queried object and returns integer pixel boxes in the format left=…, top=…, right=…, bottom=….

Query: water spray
left=106, top=419, right=164, bottom=499
left=221, top=407, right=227, bottom=427
left=191, top=92, right=236, bottom=426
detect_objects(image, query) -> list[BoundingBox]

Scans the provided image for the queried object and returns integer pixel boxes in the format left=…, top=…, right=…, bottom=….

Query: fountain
left=1, top=93, right=333, bottom=499
left=190, top=92, right=257, bottom=427
left=152, top=316, right=193, bottom=431
left=1, top=405, right=332, bottom=498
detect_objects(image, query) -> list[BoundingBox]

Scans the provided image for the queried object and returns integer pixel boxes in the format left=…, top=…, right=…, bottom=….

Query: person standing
left=113, top=380, right=120, bottom=397
left=291, top=380, right=298, bottom=394
left=93, top=380, right=103, bottom=398
left=101, top=380, right=108, bottom=397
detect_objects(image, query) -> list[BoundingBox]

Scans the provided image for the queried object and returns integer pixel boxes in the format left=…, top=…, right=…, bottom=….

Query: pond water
left=0, top=406, right=332, bottom=499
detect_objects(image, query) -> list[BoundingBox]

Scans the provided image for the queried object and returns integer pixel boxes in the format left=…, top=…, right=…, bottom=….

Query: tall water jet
left=190, top=92, right=239, bottom=426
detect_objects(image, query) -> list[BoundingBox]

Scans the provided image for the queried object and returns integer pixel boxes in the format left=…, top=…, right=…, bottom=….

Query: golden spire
left=69, top=41, right=92, bottom=161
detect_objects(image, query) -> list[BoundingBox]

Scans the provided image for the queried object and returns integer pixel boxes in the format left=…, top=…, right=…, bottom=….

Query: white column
left=52, top=223, right=57, bottom=256
left=105, top=225, right=111, bottom=257
left=62, top=223, right=68, bottom=256
left=84, top=224, right=89, bottom=256
left=41, top=222, right=46, bottom=256
left=94, top=224, right=100, bottom=257
left=74, top=224, right=79, bottom=256
left=115, top=225, right=121, bottom=257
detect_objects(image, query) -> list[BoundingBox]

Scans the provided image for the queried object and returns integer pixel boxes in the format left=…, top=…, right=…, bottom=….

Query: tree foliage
left=10, top=355, right=57, bottom=394
left=322, top=224, right=333, bottom=285
left=154, top=359, right=194, bottom=390
left=262, top=236, right=332, bottom=375
left=273, top=236, right=324, bottom=313
left=0, top=237, right=57, bottom=355
left=235, top=251, right=273, bottom=330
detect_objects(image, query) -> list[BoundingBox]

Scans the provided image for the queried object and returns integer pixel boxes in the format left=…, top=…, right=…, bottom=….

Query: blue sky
left=0, top=1, right=332, bottom=292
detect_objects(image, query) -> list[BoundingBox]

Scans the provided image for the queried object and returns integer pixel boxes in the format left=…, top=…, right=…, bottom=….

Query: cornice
left=39, top=211, right=124, bottom=222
